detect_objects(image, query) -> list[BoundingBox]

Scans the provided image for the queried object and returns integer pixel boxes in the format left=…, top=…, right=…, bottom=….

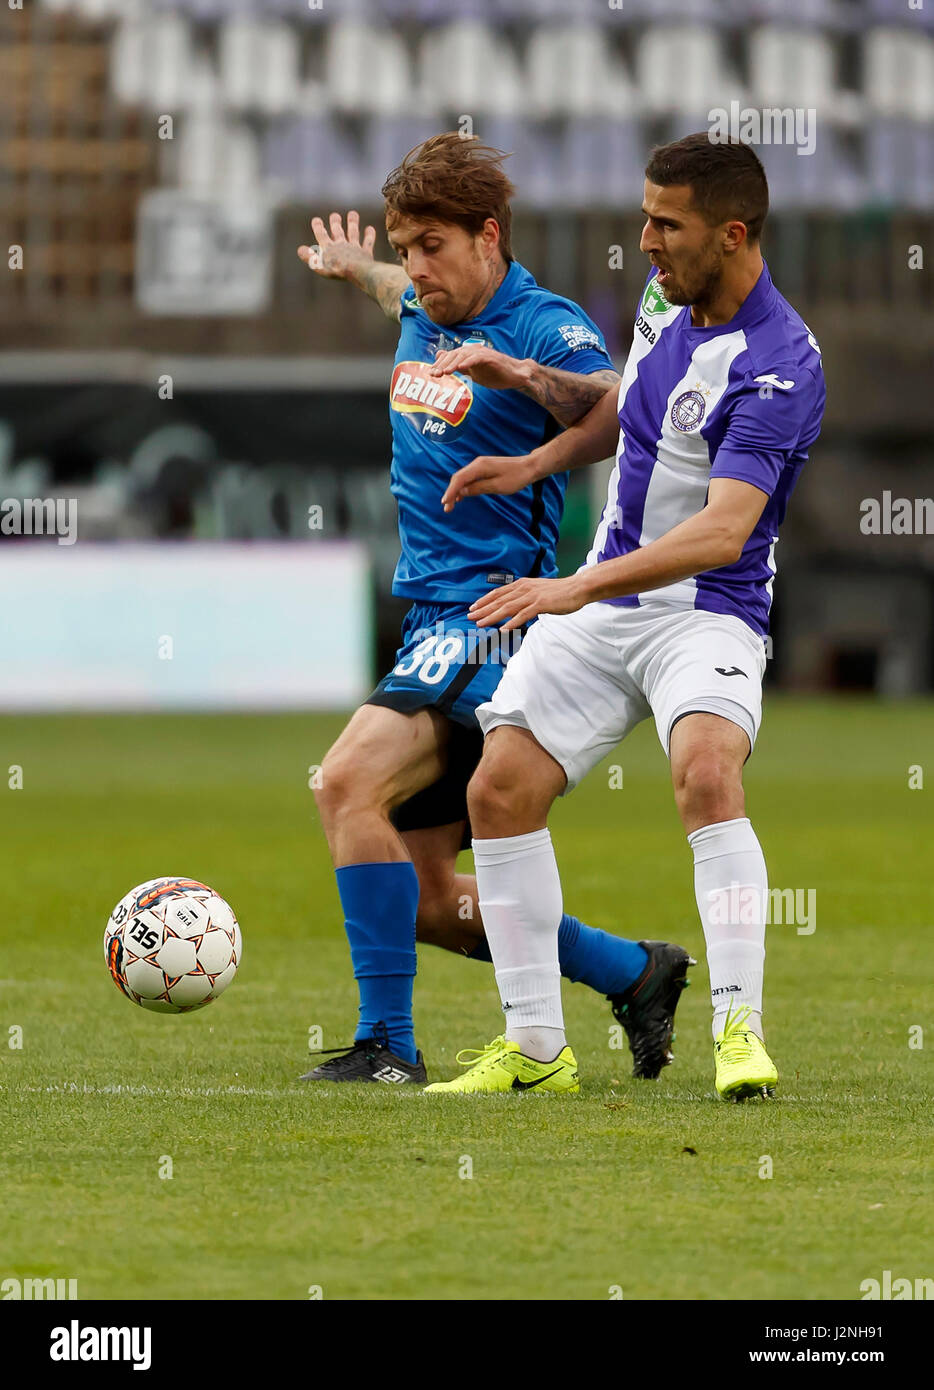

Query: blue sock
left=469, top=914, right=648, bottom=996
left=557, top=915, right=648, bottom=995
left=336, top=862, right=419, bottom=1065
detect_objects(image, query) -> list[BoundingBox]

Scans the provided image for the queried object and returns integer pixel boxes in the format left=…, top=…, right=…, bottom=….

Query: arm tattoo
left=353, top=263, right=412, bottom=323
left=524, top=366, right=620, bottom=427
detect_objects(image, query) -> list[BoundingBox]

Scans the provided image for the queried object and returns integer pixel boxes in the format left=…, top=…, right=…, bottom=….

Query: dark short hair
left=382, top=132, right=514, bottom=260
left=645, top=133, right=769, bottom=241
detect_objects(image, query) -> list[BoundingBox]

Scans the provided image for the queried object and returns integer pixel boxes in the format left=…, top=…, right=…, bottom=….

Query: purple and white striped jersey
left=585, top=263, right=825, bottom=637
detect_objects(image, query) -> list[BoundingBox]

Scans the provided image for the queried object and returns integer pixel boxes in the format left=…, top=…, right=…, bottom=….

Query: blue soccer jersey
left=389, top=259, right=613, bottom=603
left=586, top=264, right=825, bottom=636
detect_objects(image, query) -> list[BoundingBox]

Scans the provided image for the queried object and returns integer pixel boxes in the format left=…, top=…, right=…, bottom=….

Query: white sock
left=687, top=817, right=767, bottom=1040
left=472, top=829, right=566, bottom=1061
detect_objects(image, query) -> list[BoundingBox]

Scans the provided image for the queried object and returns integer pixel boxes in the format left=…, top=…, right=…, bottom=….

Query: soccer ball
left=104, top=877, right=242, bottom=1014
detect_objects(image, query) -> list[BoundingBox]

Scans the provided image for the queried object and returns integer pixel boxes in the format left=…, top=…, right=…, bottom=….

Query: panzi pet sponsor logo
left=390, top=362, right=473, bottom=427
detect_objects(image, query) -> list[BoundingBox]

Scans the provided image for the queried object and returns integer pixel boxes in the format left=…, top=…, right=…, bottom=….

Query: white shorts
left=476, top=601, right=768, bottom=793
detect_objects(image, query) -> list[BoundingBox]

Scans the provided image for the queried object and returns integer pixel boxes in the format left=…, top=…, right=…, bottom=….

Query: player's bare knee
left=466, top=758, right=514, bottom=829
left=468, top=757, right=551, bottom=835
left=674, top=754, right=743, bottom=826
left=314, top=751, right=380, bottom=826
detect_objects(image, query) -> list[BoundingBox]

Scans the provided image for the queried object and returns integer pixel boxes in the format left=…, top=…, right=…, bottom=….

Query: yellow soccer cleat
left=424, top=1035, right=580, bottom=1094
left=714, top=1003, right=778, bottom=1102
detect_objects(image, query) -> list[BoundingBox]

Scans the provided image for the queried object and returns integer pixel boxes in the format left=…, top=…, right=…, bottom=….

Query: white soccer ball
left=103, top=877, right=242, bottom=1014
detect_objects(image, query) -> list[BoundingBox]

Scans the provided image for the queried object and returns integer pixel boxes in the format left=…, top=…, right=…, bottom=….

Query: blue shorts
left=368, top=601, right=519, bottom=731
left=366, top=601, right=524, bottom=841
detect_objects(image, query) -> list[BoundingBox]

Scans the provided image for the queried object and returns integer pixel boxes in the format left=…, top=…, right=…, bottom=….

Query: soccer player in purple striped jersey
left=432, top=134, right=825, bottom=1100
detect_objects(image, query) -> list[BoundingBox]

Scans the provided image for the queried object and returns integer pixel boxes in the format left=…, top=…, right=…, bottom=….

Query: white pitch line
left=12, top=1083, right=290, bottom=1098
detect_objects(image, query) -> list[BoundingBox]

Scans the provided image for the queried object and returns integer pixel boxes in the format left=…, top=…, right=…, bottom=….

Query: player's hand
left=468, top=575, right=588, bottom=631
left=298, top=211, right=376, bottom=280
left=430, top=345, right=532, bottom=391
left=442, top=454, right=537, bottom=512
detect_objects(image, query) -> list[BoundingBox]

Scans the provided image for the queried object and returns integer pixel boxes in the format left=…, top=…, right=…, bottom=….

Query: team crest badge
left=670, top=389, right=707, bottom=432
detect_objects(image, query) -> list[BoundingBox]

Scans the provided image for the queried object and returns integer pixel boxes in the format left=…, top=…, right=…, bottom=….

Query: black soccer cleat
left=607, top=940, right=695, bottom=1080
left=298, top=1035, right=427, bottom=1085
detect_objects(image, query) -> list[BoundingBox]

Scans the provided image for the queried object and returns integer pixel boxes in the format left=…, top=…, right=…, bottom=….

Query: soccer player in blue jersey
left=295, top=133, right=693, bottom=1084
left=432, top=134, right=826, bottom=1100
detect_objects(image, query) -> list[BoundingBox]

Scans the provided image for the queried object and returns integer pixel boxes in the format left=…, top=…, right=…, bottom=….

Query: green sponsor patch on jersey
left=642, top=278, right=672, bottom=316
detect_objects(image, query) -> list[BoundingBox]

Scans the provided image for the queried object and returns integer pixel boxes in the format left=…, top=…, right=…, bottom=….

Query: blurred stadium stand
left=1, top=0, right=932, bottom=694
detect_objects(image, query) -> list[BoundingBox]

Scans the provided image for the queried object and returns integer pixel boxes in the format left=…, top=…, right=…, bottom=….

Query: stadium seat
left=176, top=113, right=226, bottom=191
left=325, top=20, right=418, bottom=117
left=864, top=27, right=934, bottom=122
left=323, top=20, right=375, bottom=113
left=218, top=18, right=302, bottom=114
left=74, top=0, right=126, bottom=18
left=4, top=458, right=52, bottom=498
left=635, top=26, right=743, bottom=116
left=110, top=19, right=147, bottom=108
left=186, top=55, right=220, bottom=117
left=0, top=423, right=14, bottom=478
left=417, top=22, right=524, bottom=117
left=525, top=24, right=634, bottom=119
left=111, top=14, right=197, bottom=112
left=357, top=31, right=413, bottom=118
left=747, top=24, right=839, bottom=117
left=175, top=111, right=262, bottom=198
left=219, top=19, right=264, bottom=111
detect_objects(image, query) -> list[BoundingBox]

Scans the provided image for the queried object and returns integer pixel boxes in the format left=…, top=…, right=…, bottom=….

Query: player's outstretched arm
left=297, top=211, right=410, bottom=323
left=442, top=378, right=621, bottom=512
left=467, top=479, right=770, bottom=630
left=430, top=343, right=618, bottom=428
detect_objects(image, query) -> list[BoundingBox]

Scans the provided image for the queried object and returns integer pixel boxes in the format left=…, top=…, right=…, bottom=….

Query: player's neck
left=463, top=256, right=509, bottom=321
left=689, top=251, right=765, bottom=329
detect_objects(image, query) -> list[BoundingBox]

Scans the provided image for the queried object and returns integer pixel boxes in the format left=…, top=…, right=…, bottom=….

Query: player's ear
left=479, top=217, right=502, bottom=256
left=723, top=220, right=749, bottom=253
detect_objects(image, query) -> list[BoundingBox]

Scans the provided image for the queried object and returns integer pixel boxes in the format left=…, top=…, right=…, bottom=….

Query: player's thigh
left=642, top=610, right=767, bottom=762
left=390, top=717, right=479, bottom=841
left=476, top=606, right=650, bottom=795
left=319, top=702, right=449, bottom=810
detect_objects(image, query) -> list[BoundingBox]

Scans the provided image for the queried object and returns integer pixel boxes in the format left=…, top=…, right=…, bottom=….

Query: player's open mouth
left=656, top=268, right=671, bottom=285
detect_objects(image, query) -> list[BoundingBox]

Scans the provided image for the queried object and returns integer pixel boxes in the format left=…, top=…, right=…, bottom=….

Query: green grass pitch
left=1, top=700, right=931, bottom=1301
